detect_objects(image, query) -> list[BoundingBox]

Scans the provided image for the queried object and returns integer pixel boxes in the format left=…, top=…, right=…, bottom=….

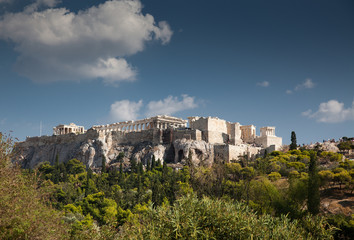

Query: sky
left=0, top=0, right=353, bottom=144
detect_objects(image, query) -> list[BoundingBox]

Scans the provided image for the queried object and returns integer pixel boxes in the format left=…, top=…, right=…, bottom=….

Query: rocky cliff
left=13, top=129, right=215, bottom=170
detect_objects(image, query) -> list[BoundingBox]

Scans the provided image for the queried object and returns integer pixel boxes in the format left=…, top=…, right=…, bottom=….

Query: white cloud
left=257, top=81, right=269, bottom=87
left=81, top=58, right=136, bottom=86
left=108, top=95, right=198, bottom=122
left=295, top=78, right=315, bottom=91
left=286, top=78, right=315, bottom=94
left=0, top=0, right=173, bottom=84
left=110, top=99, right=143, bottom=122
left=302, top=100, right=354, bottom=123
left=146, top=94, right=198, bottom=117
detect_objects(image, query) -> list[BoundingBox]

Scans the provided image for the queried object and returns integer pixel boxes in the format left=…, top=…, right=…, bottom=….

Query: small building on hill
left=53, top=123, right=85, bottom=135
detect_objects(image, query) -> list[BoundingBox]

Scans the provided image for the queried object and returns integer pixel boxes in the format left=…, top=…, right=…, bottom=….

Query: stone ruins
left=53, top=123, right=85, bottom=135
left=16, top=115, right=282, bottom=170
left=90, top=115, right=282, bottom=151
left=91, top=115, right=187, bottom=133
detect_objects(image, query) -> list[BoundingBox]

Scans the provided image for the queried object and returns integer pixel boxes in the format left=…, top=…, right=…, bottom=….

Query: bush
left=118, top=195, right=334, bottom=239
left=268, top=172, right=281, bottom=182
left=0, top=133, right=69, bottom=239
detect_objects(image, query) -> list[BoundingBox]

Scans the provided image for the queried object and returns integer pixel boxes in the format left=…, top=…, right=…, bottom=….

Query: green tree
left=118, top=195, right=335, bottom=240
left=151, top=155, right=156, bottom=169
left=338, top=141, right=352, bottom=151
left=101, top=155, right=106, bottom=173
left=66, top=158, right=85, bottom=175
left=80, top=192, right=117, bottom=225
left=290, top=131, right=297, bottom=150
left=268, top=172, right=281, bottom=182
left=0, top=133, right=69, bottom=239
left=318, top=170, right=334, bottom=190
left=117, top=152, right=125, bottom=163
left=308, top=151, right=320, bottom=215
left=130, top=157, right=137, bottom=173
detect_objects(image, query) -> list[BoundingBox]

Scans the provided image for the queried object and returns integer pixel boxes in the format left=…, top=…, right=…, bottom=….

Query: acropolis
left=85, top=115, right=282, bottom=150
left=49, top=115, right=282, bottom=164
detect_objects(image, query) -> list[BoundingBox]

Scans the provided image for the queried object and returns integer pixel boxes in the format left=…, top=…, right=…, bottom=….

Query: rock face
left=13, top=128, right=264, bottom=170
left=173, top=139, right=214, bottom=167
left=13, top=130, right=173, bottom=170
left=305, top=142, right=340, bottom=153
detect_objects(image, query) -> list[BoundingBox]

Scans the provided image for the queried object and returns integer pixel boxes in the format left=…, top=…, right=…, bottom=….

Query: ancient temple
left=53, top=123, right=85, bottom=135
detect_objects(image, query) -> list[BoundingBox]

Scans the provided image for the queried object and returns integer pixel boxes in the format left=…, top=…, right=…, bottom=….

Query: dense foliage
left=0, top=133, right=69, bottom=240
left=1, top=132, right=353, bottom=239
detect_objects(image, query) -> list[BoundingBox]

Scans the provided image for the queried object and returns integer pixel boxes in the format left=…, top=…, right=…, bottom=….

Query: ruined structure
left=53, top=123, right=85, bottom=135
left=92, top=115, right=187, bottom=133
left=14, top=115, right=282, bottom=170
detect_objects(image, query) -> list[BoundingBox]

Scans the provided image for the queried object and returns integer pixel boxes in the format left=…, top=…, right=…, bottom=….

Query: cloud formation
left=256, top=81, right=269, bottom=87
left=286, top=78, right=315, bottom=94
left=302, top=99, right=354, bottom=123
left=0, top=0, right=172, bottom=84
left=146, top=95, right=198, bottom=117
left=109, top=95, right=198, bottom=122
left=295, top=78, right=314, bottom=90
left=110, top=100, right=143, bottom=122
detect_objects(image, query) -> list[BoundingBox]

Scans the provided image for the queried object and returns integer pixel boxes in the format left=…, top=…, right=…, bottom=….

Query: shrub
left=268, top=172, right=281, bottom=182
left=118, top=195, right=334, bottom=239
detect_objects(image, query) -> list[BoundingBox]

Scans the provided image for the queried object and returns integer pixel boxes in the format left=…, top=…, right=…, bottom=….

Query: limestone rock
left=13, top=130, right=172, bottom=171
left=173, top=139, right=214, bottom=167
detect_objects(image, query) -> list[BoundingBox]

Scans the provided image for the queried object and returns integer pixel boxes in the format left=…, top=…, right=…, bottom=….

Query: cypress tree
left=119, top=162, right=123, bottom=174
left=101, top=155, right=106, bottom=173
left=290, top=131, right=297, bottom=150
left=138, top=161, right=143, bottom=175
left=162, top=161, right=168, bottom=183
left=308, top=151, right=320, bottom=215
left=151, top=155, right=156, bottom=170
left=85, top=168, right=93, bottom=196
left=130, top=157, right=137, bottom=173
left=157, top=159, right=162, bottom=168
left=146, top=159, right=151, bottom=171
left=53, top=154, right=60, bottom=183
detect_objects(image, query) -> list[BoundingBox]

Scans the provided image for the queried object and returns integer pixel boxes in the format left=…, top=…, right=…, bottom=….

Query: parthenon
left=91, top=115, right=187, bottom=133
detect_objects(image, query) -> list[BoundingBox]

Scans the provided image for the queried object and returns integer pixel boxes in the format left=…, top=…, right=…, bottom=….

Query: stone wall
left=188, top=117, right=208, bottom=131
left=172, top=129, right=202, bottom=141
left=240, top=125, right=256, bottom=143
left=203, top=131, right=229, bottom=144
left=214, top=144, right=261, bottom=162
left=255, top=135, right=282, bottom=150
left=207, top=117, right=228, bottom=133
left=227, top=122, right=242, bottom=145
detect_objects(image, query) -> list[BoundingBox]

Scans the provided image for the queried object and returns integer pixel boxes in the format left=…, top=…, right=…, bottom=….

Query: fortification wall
left=207, top=118, right=227, bottom=133
left=255, top=136, right=282, bottom=150
left=189, top=117, right=208, bottom=131
left=227, top=122, right=242, bottom=145
left=214, top=144, right=262, bottom=162
left=172, top=129, right=202, bottom=141
left=204, top=131, right=229, bottom=144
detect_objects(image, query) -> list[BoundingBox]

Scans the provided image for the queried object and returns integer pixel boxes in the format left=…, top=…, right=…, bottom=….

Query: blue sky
left=0, top=0, right=353, bottom=144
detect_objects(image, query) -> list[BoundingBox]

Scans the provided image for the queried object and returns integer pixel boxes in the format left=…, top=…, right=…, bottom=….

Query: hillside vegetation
left=1, top=132, right=353, bottom=239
